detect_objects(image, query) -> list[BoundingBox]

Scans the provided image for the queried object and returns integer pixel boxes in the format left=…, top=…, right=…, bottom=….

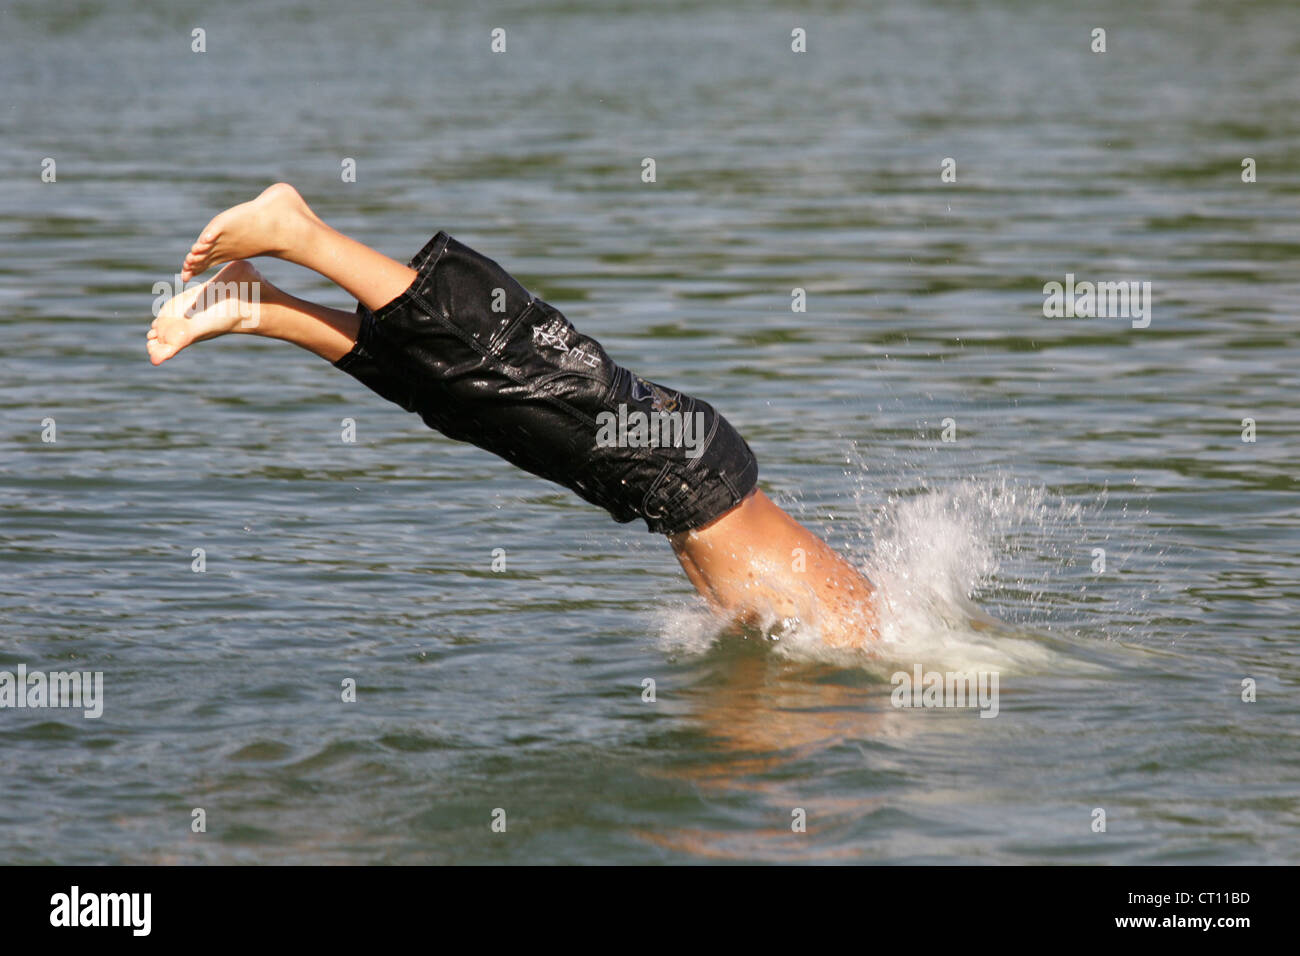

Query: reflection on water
left=640, top=651, right=934, bottom=862
left=638, top=626, right=1148, bottom=863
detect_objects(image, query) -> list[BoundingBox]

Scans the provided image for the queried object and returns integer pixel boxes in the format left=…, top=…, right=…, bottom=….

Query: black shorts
left=333, top=232, right=759, bottom=535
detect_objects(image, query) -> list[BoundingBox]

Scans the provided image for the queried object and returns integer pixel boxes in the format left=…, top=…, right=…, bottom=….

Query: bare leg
left=147, top=261, right=358, bottom=365
left=669, top=490, right=878, bottom=647
left=179, top=183, right=418, bottom=313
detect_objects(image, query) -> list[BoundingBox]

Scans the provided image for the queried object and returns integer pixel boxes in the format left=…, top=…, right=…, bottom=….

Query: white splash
left=657, top=475, right=1130, bottom=676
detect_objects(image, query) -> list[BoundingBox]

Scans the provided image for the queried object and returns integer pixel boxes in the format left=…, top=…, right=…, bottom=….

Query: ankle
left=281, top=215, right=330, bottom=269
left=241, top=297, right=285, bottom=339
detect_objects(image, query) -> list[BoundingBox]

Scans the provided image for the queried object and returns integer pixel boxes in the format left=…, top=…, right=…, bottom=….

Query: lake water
left=1, top=0, right=1296, bottom=863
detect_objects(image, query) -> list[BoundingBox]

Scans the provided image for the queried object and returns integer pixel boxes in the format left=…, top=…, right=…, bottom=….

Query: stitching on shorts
left=488, top=298, right=538, bottom=355
left=408, top=288, right=492, bottom=359
left=683, top=411, right=719, bottom=472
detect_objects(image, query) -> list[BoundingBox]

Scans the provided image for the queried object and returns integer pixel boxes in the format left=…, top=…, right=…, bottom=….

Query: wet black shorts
left=333, top=232, right=759, bottom=535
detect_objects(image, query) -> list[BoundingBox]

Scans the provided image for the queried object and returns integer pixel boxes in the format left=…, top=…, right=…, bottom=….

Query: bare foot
left=180, top=183, right=321, bottom=281
left=147, top=261, right=272, bottom=365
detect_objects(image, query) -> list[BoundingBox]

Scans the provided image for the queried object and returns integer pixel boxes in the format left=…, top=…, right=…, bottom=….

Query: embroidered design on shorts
left=533, top=318, right=601, bottom=368
left=631, top=376, right=680, bottom=413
